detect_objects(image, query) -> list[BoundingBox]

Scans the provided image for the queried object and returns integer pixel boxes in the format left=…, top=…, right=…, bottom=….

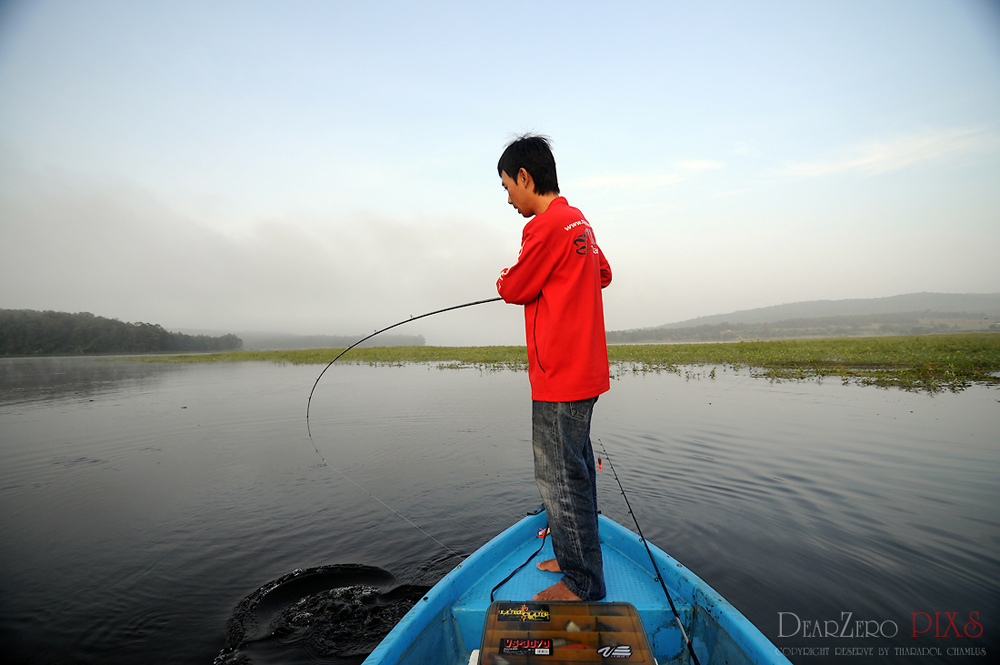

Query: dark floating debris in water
left=215, top=564, right=429, bottom=665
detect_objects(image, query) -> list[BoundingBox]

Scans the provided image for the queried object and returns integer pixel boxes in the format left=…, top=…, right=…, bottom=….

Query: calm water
left=0, top=357, right=996, bottom=664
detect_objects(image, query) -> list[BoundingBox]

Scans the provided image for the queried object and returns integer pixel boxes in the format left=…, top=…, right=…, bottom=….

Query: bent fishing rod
left=302, top=296, right=503, bottom=559
left=598, top=439, right=702, bottom=665
left=305, top=296, right=503, bottom=435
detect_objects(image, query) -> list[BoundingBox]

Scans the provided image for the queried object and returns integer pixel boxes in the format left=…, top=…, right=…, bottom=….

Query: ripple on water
left=215, top=565, right=429, bottom=665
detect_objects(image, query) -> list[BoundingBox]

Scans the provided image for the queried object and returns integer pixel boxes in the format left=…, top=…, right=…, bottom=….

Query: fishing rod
left=302, top=296, right=504, bottom=558
left=305, top=296, right=503, bottom=435
left=598, top=439, right=702, bottom=665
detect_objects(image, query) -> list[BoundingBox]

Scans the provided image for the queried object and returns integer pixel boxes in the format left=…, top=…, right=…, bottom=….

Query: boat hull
left=363, top=512, right=790, bottom=664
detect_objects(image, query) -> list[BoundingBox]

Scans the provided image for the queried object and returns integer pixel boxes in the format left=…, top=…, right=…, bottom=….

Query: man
left=495, top=134, right=612, bottom=602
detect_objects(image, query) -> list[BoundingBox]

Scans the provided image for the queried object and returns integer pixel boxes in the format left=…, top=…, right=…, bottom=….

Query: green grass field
left=130, top=333, right=1000, bottom=392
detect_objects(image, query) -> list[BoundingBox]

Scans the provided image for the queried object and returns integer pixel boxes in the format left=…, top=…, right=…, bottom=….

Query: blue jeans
left=532, top=398, right=605, bottom=601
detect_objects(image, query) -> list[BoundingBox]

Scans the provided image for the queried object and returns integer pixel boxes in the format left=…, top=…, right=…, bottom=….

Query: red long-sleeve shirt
left=497, top=197, right=612, bottom=402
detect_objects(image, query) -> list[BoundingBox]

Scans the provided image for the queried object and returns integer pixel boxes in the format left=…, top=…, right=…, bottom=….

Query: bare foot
left=533, top=580, right=582, bottom=601
left=536, top=558, right=561, bottom=573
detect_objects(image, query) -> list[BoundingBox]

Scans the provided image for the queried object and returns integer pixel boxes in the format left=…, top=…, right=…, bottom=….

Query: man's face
left=501, top=170, right=532, bottom=218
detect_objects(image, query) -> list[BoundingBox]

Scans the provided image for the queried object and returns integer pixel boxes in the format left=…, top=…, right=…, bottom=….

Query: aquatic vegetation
left=608, top=333, right=1000, bottom=392
left=129, top=334, right=1000, bottom=392
left=135, top=346, right=530, bottom=372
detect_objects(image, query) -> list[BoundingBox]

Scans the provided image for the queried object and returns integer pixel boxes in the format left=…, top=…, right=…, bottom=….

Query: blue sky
left=1, top=0, right=998, bottom=344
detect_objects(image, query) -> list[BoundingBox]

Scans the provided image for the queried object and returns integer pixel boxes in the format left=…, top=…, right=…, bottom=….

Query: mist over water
left=0, top=358, right=996, bottom=664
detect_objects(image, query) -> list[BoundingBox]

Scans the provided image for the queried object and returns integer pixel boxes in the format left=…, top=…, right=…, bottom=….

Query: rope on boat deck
left=598, top=439, right=702, bottom=665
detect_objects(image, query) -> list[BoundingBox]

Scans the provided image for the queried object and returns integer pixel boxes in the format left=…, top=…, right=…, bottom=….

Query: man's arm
left=598, top=246, right=612, bottom=289
left=497, top=231, right=554, bottom=305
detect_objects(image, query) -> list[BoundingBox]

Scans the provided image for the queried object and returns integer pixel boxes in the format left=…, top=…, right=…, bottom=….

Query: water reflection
left=0, top=356, right=183, bottom=405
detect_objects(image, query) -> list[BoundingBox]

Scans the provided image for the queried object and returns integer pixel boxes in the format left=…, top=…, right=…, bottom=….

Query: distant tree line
left=238, top=332, right=425, bottom=351
left=0, top=309, right=243, bottom=356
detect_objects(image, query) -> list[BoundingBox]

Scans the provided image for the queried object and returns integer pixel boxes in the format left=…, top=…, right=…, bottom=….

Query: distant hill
left=656, top=293, right=1000, bottom=328
left=607, top=293, right=1000, bottom=343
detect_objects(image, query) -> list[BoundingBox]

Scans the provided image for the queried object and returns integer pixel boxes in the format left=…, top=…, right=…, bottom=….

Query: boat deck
left=450, top=512, right=694, bottom=661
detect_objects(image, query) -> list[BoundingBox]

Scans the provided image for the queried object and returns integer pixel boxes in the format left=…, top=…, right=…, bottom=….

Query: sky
left=1, top=0, right=999, bottom=346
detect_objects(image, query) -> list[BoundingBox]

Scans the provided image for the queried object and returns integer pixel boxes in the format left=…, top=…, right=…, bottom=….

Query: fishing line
left=598, top=439, right=702, bottom=665
left=319, top=456, right=466, bottom=560
left=304, top=296, right=503, bottom=560
left=306, top=296, right=503, bottom=435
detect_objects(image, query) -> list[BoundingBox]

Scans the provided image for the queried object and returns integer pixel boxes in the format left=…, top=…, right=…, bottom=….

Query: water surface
left=0, top=358, right=996, bottom=663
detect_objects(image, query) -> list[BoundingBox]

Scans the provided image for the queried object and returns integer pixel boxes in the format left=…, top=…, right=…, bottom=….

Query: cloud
left=0, top=167, right=519, bottom=343
left=774, top=127, right=999, bottom=178
left=676, top=160, right=726, bottom=171
left=574, top=159, right=725, bottom=191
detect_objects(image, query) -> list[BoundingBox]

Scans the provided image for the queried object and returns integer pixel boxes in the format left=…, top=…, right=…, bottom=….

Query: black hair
left=497, top=134, right=560, bottom=195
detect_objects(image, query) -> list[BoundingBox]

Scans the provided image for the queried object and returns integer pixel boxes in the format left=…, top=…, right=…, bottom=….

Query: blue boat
left=362, top=510, right=791, bottom=664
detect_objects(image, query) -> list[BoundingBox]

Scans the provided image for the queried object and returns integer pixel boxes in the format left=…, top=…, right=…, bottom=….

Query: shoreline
left=111, top=332, right=1000, bottom=393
